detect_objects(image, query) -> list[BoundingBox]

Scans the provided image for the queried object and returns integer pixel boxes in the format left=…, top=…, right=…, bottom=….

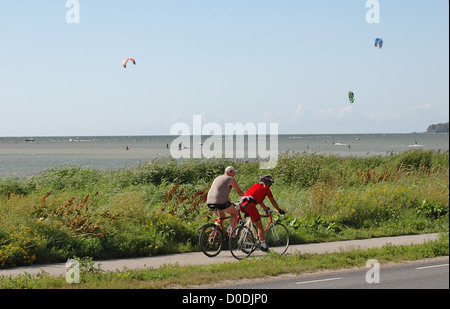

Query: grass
left=0, top=233, right=448, bottom=289
left=0, top=149, right=448, bottom=269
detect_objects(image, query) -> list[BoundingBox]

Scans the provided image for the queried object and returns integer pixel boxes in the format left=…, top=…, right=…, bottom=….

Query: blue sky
left=0, top=0, right=448, bottom=136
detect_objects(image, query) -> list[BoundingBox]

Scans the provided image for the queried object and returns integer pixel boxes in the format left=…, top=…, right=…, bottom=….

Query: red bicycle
left=198, top=204, right=244, bottom=257
left=229, top=210, right=290, bottom=260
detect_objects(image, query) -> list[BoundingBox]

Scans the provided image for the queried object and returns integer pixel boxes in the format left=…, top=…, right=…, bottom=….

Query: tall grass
left=0, top=149, right=448, bottom=268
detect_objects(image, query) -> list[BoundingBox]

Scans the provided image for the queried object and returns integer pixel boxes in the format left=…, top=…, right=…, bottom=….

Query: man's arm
left=258, top=201, right=270, bottom=212
left=268, top=196, right=285, bottom=214
left=230, top=179, right=244, bottom=196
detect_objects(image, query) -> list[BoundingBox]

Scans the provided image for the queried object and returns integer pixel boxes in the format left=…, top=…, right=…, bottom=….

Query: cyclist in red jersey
left=239, top=175, right=285, bottom=251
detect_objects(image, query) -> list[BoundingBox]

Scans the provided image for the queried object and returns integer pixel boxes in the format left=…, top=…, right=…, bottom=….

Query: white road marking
left=415, top=264, right=449, bottom=270
left=295, top=277, right=342, bottom=285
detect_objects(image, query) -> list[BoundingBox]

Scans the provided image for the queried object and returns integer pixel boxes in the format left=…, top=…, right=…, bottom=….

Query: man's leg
left=243, top=203, right=268, bottom=250
left=224, top=206, right=238, bottom=234
left=254, top=220, right=265, bottom=242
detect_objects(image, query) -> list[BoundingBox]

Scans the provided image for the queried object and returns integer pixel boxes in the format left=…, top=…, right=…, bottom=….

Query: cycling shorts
left=208, top=200, right=232, bottom=211
left=239, top=200, right=261, bottom=222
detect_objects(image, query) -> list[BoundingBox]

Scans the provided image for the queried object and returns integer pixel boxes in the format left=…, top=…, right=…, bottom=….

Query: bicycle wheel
left=199, top=223, right=224, bottom=257
left=229, top=225, right=256, bottom=260
left=265, top=223, right=289, bottom=255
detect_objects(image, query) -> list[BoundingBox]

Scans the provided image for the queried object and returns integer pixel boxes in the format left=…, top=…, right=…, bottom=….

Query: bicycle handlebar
left=233, top=202, right=286, bottom=217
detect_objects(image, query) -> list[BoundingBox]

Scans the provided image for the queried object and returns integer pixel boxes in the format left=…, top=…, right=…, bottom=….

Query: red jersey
left=244, top=183, right=273, bottom=204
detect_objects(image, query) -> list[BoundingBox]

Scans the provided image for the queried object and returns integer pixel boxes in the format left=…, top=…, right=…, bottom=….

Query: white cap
left=225, top=166, right=238, bottom=173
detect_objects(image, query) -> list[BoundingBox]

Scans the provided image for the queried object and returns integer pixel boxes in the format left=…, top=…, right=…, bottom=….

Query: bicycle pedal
left=255, top=241, right=269, bottom=252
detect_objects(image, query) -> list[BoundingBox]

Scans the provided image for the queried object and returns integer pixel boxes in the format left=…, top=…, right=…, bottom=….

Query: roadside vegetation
left=0, top=149, right=448, bottom=269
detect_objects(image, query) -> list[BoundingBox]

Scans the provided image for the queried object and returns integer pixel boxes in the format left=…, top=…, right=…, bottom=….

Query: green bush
left=0, top=178, right=32, bottom=197
left=274, top=153, right=322, bottom=188
left=396, top=149, right=433, bottom=172
left=415, top=199, right=449, bottom=219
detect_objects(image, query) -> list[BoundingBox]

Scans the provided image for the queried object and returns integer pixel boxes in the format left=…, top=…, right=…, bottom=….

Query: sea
left=0, top=133, right=448, bottom=178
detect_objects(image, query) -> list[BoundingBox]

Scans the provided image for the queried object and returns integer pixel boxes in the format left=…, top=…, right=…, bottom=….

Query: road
left=217, top=257, right=449, bottom=289
left=0, top=233, right=442, bottom=278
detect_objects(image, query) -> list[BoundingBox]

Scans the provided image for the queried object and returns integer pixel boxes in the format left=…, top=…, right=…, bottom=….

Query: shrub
left=396, top=150, right=433, bottom=172
left=274, top=153, right=322, bottom=188
left=30, top=166, right=103, bottom=192
left=0, top=178, right=32, bottom=197
left=415, top=199, right=449, bottom=219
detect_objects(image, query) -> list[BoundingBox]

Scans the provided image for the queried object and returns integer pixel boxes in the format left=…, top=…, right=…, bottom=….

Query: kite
left=374, top=38, right=383, bottom=49
left=348, top=91, right=355, bottom=104
left=122, top=58, right=136, bottom=68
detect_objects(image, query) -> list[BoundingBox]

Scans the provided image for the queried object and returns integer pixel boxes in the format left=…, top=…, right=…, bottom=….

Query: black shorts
left=208, top=200, right=232, bottom=211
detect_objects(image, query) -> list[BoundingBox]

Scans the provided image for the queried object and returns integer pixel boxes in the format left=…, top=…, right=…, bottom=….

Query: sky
left=0, top=0, right=448, bottom=137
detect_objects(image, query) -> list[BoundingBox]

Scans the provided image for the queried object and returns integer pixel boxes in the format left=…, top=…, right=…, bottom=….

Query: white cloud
left=312, top=106, right=354, bottom=120
left=338, top=106, right=353, bottom=117
left=294, top=104, right=304, bottom=116
left=365, top=104, right=433, bottom=122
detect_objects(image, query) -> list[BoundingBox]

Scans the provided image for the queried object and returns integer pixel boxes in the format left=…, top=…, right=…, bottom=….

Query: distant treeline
left=427, top=122, right=449, bottom=133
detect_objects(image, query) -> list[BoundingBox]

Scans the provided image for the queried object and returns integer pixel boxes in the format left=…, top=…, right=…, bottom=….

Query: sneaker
left=260, top=245, right=269, bottom=252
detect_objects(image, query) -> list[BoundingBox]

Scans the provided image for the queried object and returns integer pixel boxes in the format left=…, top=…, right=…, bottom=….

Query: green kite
left=348, top=91, right=355, bottom=104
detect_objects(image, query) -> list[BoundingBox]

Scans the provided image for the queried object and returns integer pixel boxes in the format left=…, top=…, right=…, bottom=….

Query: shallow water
left=1, top=133, right=448, bottom=178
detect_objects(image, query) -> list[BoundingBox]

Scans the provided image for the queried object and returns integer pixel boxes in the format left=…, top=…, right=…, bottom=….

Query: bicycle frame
left=244, top=211, right=275, bottom=237
left=262, top=212, right=275, bottom=233
left=198, top=204, right=244, bottom=236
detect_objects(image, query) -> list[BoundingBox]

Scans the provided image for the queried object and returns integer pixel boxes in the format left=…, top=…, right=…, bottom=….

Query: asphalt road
left=218, top=257, right=449, bottom=289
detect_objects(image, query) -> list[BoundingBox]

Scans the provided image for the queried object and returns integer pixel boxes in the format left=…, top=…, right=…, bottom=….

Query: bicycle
left=229, top=209, right=290, bottom=260
left=198, top=203, right=244, bottom=257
